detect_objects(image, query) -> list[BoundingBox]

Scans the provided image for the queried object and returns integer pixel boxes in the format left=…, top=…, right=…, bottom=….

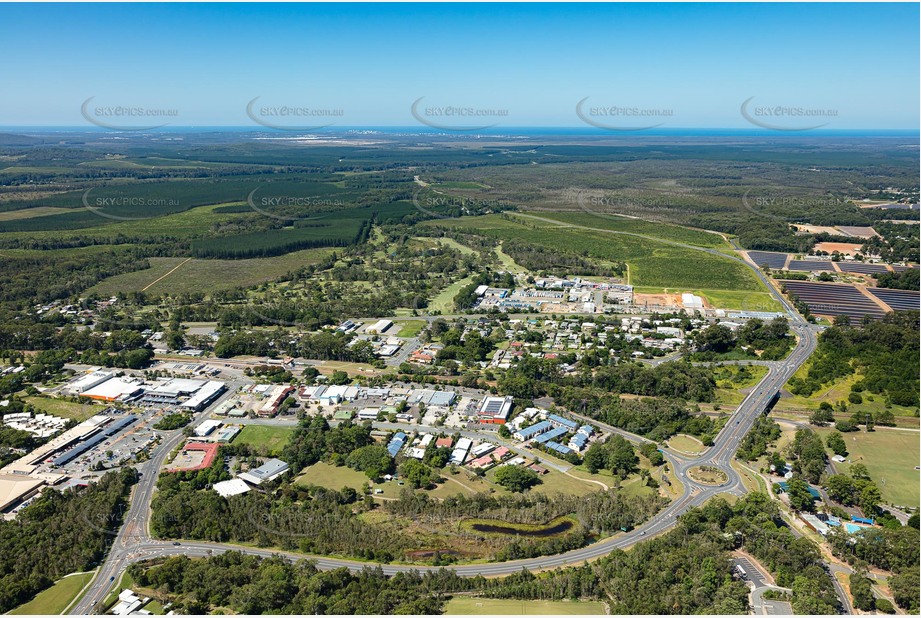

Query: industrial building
left=193, top=419, right=222, bottom=438
left=258, top=385, right=294, bottom=417
left=213, top=478, right=251, bottom=498
left=367, top=319, right=393, bottom=334
left=180, top=380, right=226, bottom=411
left=80, top=377, right=143, bottom=402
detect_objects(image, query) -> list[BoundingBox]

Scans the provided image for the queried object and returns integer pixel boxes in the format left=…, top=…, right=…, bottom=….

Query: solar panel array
left=782, top=281, right=887, bottom=322
left=866, top=288, right=920, bottom=312
left=747, top=251, right=789, bottom=269
left=836, top=262, right=890, bottom=275
left=788, top=261, right=836, bottom=272
left=891, top=264, right=914, bottom=272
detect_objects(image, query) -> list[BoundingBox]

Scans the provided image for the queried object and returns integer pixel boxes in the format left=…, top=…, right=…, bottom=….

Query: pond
left=469, top=518, right=575, bottom=537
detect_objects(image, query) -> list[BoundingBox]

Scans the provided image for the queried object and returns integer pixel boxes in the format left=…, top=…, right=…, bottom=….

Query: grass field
left=396, top=320, right=426, bottom=337
left=296, top=461, right=370, bottom=492
left=528, top=211, right=728, bottom=249
left=444, top=597, right=605, bottom=615
left=8, top=572, right=94, bottom=615
left=233, top=425, right=296, bottom=455
left=429, top=274, right=476, bottom=313
left=815, top=428, right=920, bottom=508
left=776, top=370, right=918, bottom=421
left=24, top=396, right=98, bottom=421
left=87, top=248, right=335, bottom=297
left=424, top=215, right=764, bottom=293
left=667, top=434, right=706, bottom=455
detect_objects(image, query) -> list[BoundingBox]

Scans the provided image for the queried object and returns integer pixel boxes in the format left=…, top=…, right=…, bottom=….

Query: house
left=435, top=437, right=454, bottom=449
left=547, top=414, right=578, bottom=431
left=513, top=420, right=552, bottom=441
left=450, top=437, right=473, bottom=464
left=387, top=432, right=407, bottom=457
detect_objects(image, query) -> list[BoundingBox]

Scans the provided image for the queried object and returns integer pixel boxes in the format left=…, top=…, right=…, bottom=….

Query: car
left=109, top=576, right=115, bottom=581
left=640, top=531, right=646, bottom=536
left=173, top=541, right=181, bottom=546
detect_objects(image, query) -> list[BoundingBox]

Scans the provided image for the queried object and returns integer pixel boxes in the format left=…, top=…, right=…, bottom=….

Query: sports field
left=233, top=425, right=296, bottom=456
left=444, top=597, right=605, bottom=615
left=8, top=572, right=94, bottom=615
left=816, top=428, right=920, bottom=508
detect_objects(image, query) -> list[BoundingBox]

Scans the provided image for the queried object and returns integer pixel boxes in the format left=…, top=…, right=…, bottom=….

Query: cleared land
left=424, top=215, right=765, bottom=294
left=816, top=428, right=920, bottom=508
left=87, top=248, right=335, bottom=297
left=444, top=597, right=605, bottom=615
left=24, top=396, right=98, bottom=421
left=296, top=461, right=370, bottom=492
left=8, top=571, right=94, bottom=615
left=232, top=425, right=296, bottom=456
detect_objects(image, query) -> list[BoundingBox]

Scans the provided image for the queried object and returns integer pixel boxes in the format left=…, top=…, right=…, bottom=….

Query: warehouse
left=180, top=381, right=226, bottom=411
left=367, top=319, right=393, bottom=334
left=63, top=370, right=115, bottom=396
left=80, top=377, right=143, bottom=402
left=193, top=419, right=222, bottom=438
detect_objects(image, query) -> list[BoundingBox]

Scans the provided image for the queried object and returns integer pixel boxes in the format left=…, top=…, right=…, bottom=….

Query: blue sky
left=0, top=3, right=918, bottom=129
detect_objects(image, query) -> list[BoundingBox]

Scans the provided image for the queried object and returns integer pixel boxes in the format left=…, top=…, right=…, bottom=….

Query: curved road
left=73, top=220, right=822, bottom=614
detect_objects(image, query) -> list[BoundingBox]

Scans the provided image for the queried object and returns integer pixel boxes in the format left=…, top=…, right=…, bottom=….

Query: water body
left=470, top=518, right=574, bottom=537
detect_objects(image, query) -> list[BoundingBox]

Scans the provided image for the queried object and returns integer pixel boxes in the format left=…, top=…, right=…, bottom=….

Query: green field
left=667, top=434, right=706, bottom=455
left=815, top=428, right=920, bottom=508
left=424, top=215, right=764, bottom=293
left=429, top=274, right=476, bottom=313
left=531, top=211, right=728, bottom=248
left=444, top=597, right=605, bottom=615
left=296, top=461, right=371, bottom=491
left=87, top=248, right=335, bottom=297
left=396, top=321, right=426, bottom=337
left=24, top=396, right=98, bottom=421
left=233, top=425, right=296, bottom=455
left=9, top=571, right=94, bottom=615
left=776, top=370, right=918, bottom=422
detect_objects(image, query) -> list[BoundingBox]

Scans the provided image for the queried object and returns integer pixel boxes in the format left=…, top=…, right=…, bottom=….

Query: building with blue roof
left=387, top=432, right=407, bottom=457
left=547, top=414, right=578, bottom=431
left=544, top=441, right=573, bottom=455
left=576, top=425, right=594, bottom=437
left=533, top=426, right=568, bottom=445
left=513, top=420, right=552, bottom=441
left=568, top=432, right=589, bottom=451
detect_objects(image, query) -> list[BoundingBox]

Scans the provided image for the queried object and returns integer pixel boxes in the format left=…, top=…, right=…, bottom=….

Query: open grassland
left=86, top=248, right=334, bottom=297
left=776, top=369, right=918, bottom=423
left=424, top=215, right=764, bottom=293
left=296, top=461, right=370, bottom=492
left=815, top=428, right=920, bottom=508
left=396, top=320, right=426, bottom=337
left=8, top=572, right=94, bottom=615
left=24, top=396, right=98, bottom=421
left=429, top=274, right=476, bottom=313
left=233, top=425, right=296, bottom=456
left=0, top=206, right=71, bottom=221
left=531, top=211, right=728, bottom=248
left=444, top=597, right=605, bottom=615
left=667, top=434, right=706, bottom=455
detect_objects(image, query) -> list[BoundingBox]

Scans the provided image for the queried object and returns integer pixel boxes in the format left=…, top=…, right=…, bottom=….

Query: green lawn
left=429, top=275, right=476, bottom=313
left=424, top=215, right=765, bottom=293
left=776, top=370, right=918, bottom=421
left=87, top=247, right=335, bottom=297
left=8, top=572, right=94, bottom=615
left=296, top=461, right=370, bottom=492
left=24, top=396, right=97, bottom=421
left=444, top=597, right=605, bottom=615
left=233, top=425, right=296, bottom=456
left=815, top=428, right=920, bottom=508
left=396, top=320, right=426, bottom=337
left=667, top=434, right=706, bottom=455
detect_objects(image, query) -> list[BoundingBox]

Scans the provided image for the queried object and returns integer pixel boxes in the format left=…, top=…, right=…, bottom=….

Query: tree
left=583, top=442, right=607, bottom=474
left=850, top=571, right=875, bottom=611
left=859, top=483, right=881, bottom=517
left=848, top=392, right=863, bottom=405
left=825, top=431, right=847, bottom=457
left=345, top=445, right=393, bottom=480
left=493, top=465, right=540, bottom=492
left=399, top=459, right=435, bottom=489
left=786, top=477, right=815, bottom=512
left=606, top=436, right=638, bottom=479
left=824, top=474, right=856, bottom=505
left=889, top=566, right=920, bottom=612
left=809, top=406, right=834, bottom=426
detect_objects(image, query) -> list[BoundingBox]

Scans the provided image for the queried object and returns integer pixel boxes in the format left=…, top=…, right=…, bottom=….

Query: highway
left=71, top=223, right=824, bottom=613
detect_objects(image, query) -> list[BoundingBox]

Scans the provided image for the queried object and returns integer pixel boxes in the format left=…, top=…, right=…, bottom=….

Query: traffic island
left=687, top=465, right=729, bottom=486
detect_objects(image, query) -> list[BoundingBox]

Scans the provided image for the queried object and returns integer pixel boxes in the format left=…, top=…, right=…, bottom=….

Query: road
left=72, top=223, right=824, bottom=613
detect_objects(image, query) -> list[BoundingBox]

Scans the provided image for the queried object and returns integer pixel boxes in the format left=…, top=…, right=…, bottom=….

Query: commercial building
left=63, top=370, right=115, bottom=396
left=367, top=319, right=393, bottom=334
left=50, top=415, right=138, bottom=467
left=193, top=419, right=222, bottom=438
left=180, top=380, right=226, bottom=411
left=168, top=442, right=219, bottom=473
left=239, top=458, right=290, bottom=485
left=477, top=396, right=513, bottom=424
left=450, top=437, right=473, bottom=464
left=80, top=377, right=143, bottom=402
left=258, top=385, right=294, bottom=417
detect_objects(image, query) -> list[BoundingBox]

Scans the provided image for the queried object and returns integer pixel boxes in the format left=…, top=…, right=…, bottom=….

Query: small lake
left=469, top=518, right=574, bottom=537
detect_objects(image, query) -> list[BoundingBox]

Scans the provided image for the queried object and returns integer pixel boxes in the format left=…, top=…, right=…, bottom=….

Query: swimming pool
left=845, top=523, right=864, bottom=534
